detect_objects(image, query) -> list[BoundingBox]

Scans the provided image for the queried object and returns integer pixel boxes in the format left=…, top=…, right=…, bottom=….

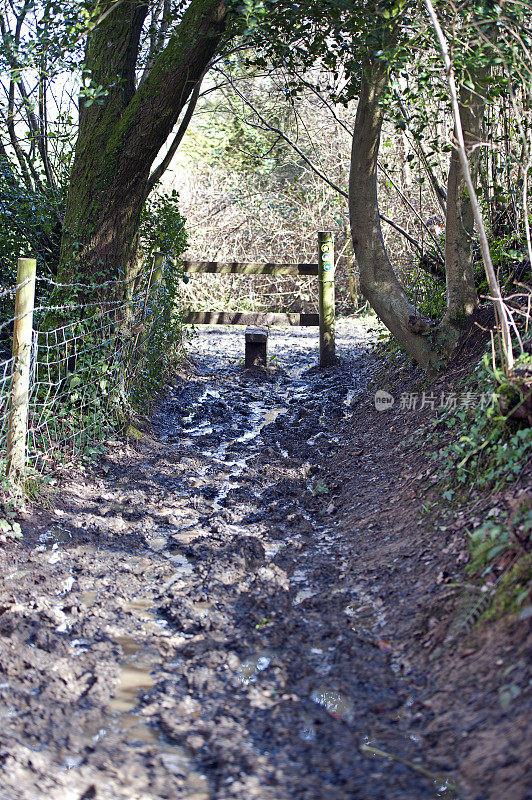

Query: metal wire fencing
left=0, top=254, right=182, bottom=484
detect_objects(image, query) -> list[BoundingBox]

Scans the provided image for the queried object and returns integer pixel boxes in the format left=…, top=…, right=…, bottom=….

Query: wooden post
left=7, top=257, right=37, bottom=480
left=245, top=327, right=268, bottom=368
left=318, top=231, right=335, bottom=366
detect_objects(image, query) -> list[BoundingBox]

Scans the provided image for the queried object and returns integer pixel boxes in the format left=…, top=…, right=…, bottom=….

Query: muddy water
left=0, top=321, right=455, bottom=800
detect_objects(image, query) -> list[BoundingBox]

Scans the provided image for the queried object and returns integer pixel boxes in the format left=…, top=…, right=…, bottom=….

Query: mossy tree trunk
left=60, top=0, right=230, bottom=288
left=349, top=59, right=490, bottom=370
left=444, top=78, right=487, bottom=323
left=349, top=60, right=440, bottom=369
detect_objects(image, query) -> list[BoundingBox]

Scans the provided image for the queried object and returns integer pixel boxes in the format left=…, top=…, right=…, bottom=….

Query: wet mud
left=0, top=321, right=454, bottom=799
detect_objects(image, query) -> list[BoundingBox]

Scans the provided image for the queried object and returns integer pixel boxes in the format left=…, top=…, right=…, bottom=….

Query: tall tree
left=248, top=0, right=517, bottom=368
left=59, top=0, right=235, bottom=284
left=348, top=56, right=439, bottom=368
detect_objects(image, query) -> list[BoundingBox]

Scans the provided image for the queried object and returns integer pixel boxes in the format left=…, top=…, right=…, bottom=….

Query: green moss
left=481, top=555, right=532, bottom=622
left=125, top=423, right=148, bottom=440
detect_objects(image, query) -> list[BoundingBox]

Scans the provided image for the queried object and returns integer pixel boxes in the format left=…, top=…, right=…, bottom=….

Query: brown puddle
left=103, top=606, right=210, bottom=794
left=80, top=590, right=98, bottom=608
left=109, top=660, right=156, bottom=713
left=123, top=597, right=154, bottom=615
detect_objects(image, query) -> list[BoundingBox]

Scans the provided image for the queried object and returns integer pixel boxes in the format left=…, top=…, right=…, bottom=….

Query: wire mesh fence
left=0, top=254, right=179, bottom=484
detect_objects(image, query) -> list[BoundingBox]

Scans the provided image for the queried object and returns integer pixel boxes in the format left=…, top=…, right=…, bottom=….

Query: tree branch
left=394, top=90, right=447, bottom=213
left=146, top=66, right=208, bottom=196
left=217, top=67, right=429, bottom=257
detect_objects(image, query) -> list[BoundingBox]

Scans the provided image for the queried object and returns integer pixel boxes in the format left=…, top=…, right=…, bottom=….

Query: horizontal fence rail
left=178, top=232, right=336, bottom=367
left=182, top=260, right=319, bottom=276
left=183, top=312, right=320, bottom=327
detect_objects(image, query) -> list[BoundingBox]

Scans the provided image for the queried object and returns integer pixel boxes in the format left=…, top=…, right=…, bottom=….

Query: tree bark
left=444, top=81, right=486, bottom=323
left=60, top=0, right=229, bottom=287
left=349, top=60, right=438, bottom=369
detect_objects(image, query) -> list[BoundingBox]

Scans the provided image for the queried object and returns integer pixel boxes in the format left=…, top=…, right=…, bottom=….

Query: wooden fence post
left=318, top=231, right=335, bottom=366
left=7, top=257, right=37, bottom=480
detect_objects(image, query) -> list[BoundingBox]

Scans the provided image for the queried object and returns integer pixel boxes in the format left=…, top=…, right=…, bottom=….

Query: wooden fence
left=3, top=236, right=335, bottom=481
left=173, top=231, right=336, bottom=367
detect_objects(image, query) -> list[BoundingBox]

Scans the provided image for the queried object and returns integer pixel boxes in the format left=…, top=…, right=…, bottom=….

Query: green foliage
left=26, top=304, right=126, bottom=471
left=308, top=478, right=329, bottom=495
left=411, top=272, right=447, bottom=321
left=227, top=0, right=271, bottom=37
left=129, top=259, right=191, bottom=412
left=23, top=258, right=190, bottom=472
left=481, top=554, right=532, bottom=620
left=487, top=229, right=531, bottom=286
left=0, top=517, right=22, bottom=540
left=139, top=190, right=188, bottom=258
left=426, top=352, right=532, bottom=609
left=0, top=160, right=64, bottom=270
left=468, top=497, right=532, bottom=584
left=431, top=354, right=532, bottom=492
left=489, top=234, right=524, bottom=268
left=129, top=191, right=190, bottom=409
left=0, top=177, right=191, bottom=490
left=373, top=267, right=447, bottom=363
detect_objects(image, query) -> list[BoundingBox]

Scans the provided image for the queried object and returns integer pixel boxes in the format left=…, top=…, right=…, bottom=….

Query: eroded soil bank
left=0, top=320, right=530, bottom=800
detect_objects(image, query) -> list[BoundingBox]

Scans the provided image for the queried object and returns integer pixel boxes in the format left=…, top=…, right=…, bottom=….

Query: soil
left=0, top=319, right=530, bottom=800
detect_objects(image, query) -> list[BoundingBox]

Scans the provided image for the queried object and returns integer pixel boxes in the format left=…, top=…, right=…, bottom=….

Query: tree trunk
left=349, top=60, right=438, bottom=369
left=60, top=0, right=229, bottom=289
left=444, top=81, right=486, bottom=323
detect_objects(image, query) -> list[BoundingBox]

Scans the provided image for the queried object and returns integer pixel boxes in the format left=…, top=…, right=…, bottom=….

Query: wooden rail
left=182, top=261, right=319, bottom=276
left=182, top=312, right=320, bottom=327
left=165, top=232, right=336, bottom=366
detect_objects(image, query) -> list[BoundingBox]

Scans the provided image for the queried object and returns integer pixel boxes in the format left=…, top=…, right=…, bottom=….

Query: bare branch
left=146, top=66, right=208, bottom=195
left=216, top=67, right=428, bottom=257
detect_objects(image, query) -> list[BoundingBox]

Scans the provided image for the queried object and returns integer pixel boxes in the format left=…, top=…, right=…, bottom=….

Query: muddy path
left=0, top=321, right=454, bottom=800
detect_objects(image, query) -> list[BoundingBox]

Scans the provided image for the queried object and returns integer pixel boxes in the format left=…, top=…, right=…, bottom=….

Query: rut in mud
left=0, top=321, right=452, bottom=800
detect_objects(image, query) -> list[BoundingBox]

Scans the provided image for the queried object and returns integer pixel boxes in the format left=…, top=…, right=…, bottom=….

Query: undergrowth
left=429, top=353, right=532, bottom=492
left=427, top=352, right=532, bottom=617
left=1, top=191, right=191, bottom=508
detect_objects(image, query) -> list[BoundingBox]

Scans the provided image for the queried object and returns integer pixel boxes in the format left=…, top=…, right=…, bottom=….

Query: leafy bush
left=139, top=190, right=188, bottom=258
left=1, top=189, right=191, bottom=480
left=129, top=190, right=190, bottom=410
left=0, top=161, right=65, bottom=352
left=128, top=262, right=191, bottom=412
